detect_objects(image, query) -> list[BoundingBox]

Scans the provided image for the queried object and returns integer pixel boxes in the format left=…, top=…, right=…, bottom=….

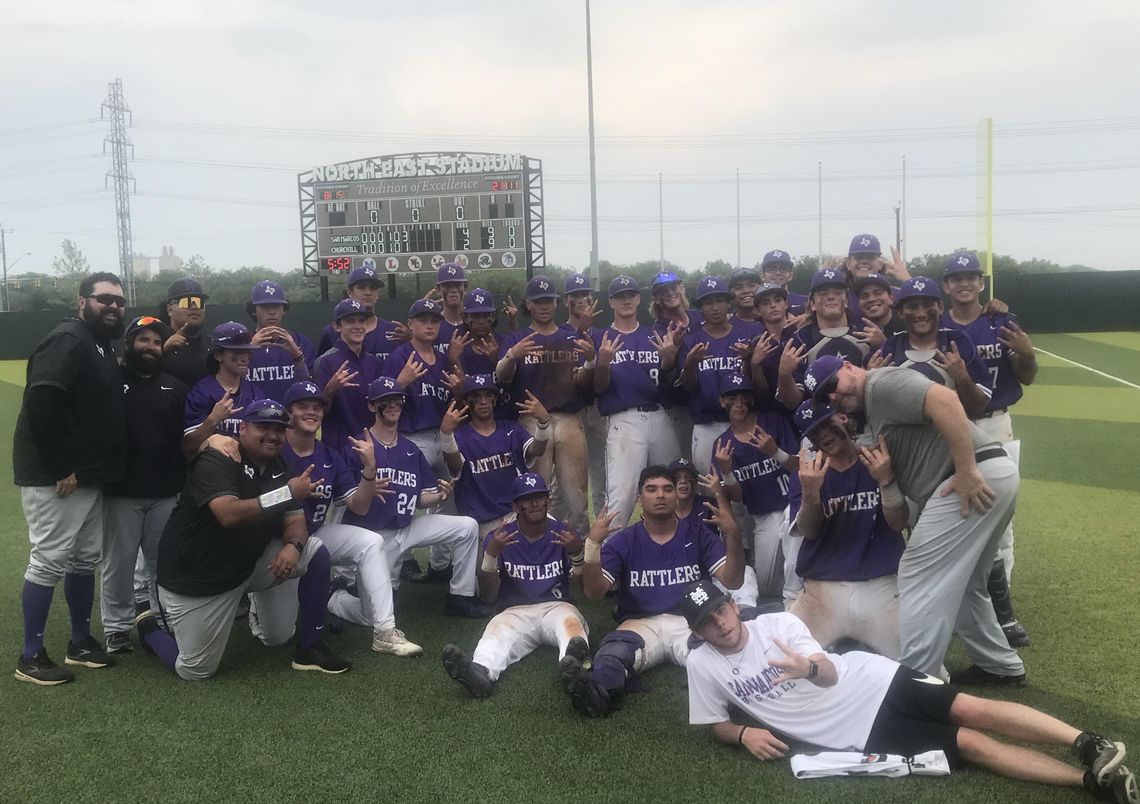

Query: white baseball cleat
left=372, top=628, right=424, bottom=658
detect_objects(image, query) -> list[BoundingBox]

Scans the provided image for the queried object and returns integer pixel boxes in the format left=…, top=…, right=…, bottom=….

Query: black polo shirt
left=13, top=318, right=127, bottom=487
left=104, top=366, right=189, bottom=499
left=156, top=448, right=303, bottom=597
left=161, top=328, right=212, bottom=388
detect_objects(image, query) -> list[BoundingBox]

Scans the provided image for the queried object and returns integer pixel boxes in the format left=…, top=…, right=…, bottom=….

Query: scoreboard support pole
left=387, top=274, right=397, bottom=300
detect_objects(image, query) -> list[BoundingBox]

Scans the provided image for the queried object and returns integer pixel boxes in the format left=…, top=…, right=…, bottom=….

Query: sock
left=296, top=545, right=332, bottom=651
left=590, top=654, right=628, bottom=693
left=142, top=630, right=180, bottom=672
left=21, top=581, right=54, bottom=660
left=63, top=573, right=95, bottom=644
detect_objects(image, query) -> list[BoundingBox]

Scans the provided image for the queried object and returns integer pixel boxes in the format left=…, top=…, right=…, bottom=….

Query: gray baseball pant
left=101, top=495, right=175, bottom=637
left=22, top=485, right=103, bottom=586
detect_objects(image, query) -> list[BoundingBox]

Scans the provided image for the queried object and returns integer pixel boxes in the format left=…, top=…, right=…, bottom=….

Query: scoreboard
left=298, top=152, right=544, bottom=281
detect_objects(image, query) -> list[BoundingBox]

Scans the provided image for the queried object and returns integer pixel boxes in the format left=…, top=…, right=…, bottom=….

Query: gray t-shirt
left=864, top=367, right=995, bottom=504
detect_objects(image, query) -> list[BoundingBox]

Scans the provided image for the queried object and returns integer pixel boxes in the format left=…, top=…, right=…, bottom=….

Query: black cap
left=165, top=277, right=209, bottom=303
left=123, top=314, right=173, bottom=343
left=679, top=579, right=731, bottom=629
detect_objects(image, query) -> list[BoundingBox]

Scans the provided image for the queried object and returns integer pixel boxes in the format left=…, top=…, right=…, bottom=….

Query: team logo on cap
left=957, top=256, right=970, bottom=266
left=688, top=585, right=710, bottom=606
left=804, top=375, right=817, bottom=391
left=620, top=276, right=631, bottom=286
left=264, top=285, right=276, bottom=295
left=474, top=293, right=485, bottom=304
left=424, top=300, right=438, bottom=310
left=801, top=407, right=813, bottom=419
left=447, top=265, right=457, bottom=276
left=772, top=250, right=783, bottom=258
left=538, top=280, right=549, bottom=290
left=705, top=278, right=717, bottom=288
left=823, top=270, right=836, bottom=280
left=676, top=459, right=690, bottom=466
left=350, top=300, right=362, bottom=310
left=859, top=237, right=872, bottom=247
left=731, top=375, right=743, bottom=385
left=573, top=276, right=584, bottom=286
left=305, top=382, right=318, bottom=393
left=474, top=376, right=487, bottom=385
left=913, top=280, right=926, bottom=291
left=524, top=475, right=537, bottom=487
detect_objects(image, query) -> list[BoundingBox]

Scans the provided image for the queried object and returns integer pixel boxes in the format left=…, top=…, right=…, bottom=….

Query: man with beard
left=13, top=273, right=127, bottom=685
left=159, top=277, right=212, bottom=387
left=100, top=315, right=188, bottom=654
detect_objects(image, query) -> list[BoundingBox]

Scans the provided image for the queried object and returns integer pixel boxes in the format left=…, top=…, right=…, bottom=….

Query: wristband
left=534, top=422, right=551, bottom=443
left=258, top=485, right=292, bottom=510
left=361, top=471, right=376, bottom=482
left=480, top=552, right=498, bottom=573
left=570, top=549, right=584, bottom=567
left=737, top=726, right=749, bottom=745
left=807, top=659, right=818, bottom=680
left=536, top=418, right=551, bottom=429
left=439, top=430, right=459, bottom=454
left=285, top=539, right=305, bottom=556
left=880, top=480, right=905, bottom=510
left=773, top=448, right=790, bottom=465
left=583, top=539, right=602, bottom=563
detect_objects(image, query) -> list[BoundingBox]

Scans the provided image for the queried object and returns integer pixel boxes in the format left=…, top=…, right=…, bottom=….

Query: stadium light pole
left=658, top=172, right=664, bottom=271
left=585, top=0, right=600, bottom=285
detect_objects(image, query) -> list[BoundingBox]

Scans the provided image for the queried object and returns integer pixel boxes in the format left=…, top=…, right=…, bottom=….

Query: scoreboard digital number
left=302, top=153, right=533, bottom=276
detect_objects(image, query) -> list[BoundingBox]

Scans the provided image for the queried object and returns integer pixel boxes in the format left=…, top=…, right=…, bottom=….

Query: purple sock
left=590, top=655, right=628, bottom=693
left=63, top=573, right=95, bottom=644
left=297, top=545, right=332, bottom=651
left=21, top=581, right=54, bottom=660
left=143, top=630, right=180, bottom=671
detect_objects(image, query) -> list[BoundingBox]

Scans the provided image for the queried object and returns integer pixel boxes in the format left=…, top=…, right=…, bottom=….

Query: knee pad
left=591, top=629, right=645, bottom=692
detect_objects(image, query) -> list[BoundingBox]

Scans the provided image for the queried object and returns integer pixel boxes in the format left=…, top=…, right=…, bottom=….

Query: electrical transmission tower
left=101, top=78, right=136, bottom=304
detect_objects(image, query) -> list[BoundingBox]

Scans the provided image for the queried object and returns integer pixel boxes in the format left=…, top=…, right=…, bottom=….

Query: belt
left=942, top=447, right=1007, bottom=483
left=979, top=407, right=1008, bottom=419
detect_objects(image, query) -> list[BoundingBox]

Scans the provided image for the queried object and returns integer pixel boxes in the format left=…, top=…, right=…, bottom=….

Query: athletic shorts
left=863, top=665, right=963, bottom=768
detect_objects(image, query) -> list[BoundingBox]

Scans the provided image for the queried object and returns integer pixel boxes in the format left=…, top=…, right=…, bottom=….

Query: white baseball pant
left=379, top=514, right=480, bottom=596
left=582, top=405, right=608, bottom=516
left=519, top=412, right=589, bottom=534
left=789, top=575, right=901, bottom=659
left=667, top=406, right=694, bottom=462
left=318, top=521, right=397, bottom=634
left=690, top=421, right=725, bottom=475
left=471, top=601, right=589, bottom=681
left=714, top=565, right=759, bottom=609
left=752, top=508, right=801, bottom=602
left=604, top=408, right=682, bottom=528
left=618, top=612, right=693, bottom=672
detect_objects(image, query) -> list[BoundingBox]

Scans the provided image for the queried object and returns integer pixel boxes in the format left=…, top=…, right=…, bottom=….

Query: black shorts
left=863, top=666, right=963, bottom=768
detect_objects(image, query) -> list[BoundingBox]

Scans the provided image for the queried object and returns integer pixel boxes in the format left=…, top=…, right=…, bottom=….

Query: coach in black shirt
left=159, top=277, right=212, bottom=387
left=101, top=314, right=188, bottom=654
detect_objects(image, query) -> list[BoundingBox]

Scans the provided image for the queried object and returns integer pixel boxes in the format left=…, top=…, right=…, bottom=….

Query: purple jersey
left=319, top=319, right=402, bottom=366
left=246, top=330, right=315, bottom=404
left=383, top=343, right=452, bottom=433
left=713, top=415, right=797, bottom=516
left=183, top=376, right=263, bottom=438
left=787, top=291, right=809, bottom=316
left=342, top=431, right=437, bottom=531
left=677, top=322, right=756, bottom=424
left=790, top=322, right=871, bottom=391
left=677, top=494, right=718, bottom=534
left=652, top=315, right=697, bottom=410
left=499, top=326, right=587, bottom=414
left=940, top=311, right=1024, bottom=412
left=281, top=439, right=355, bottom=535
left=312, top=341, right=383, bottom=454
left=788, top=459, right=905, bottom=581
left=485, top=516, right=574, bottom=611
left=453, top=422, right=533, bottom=523
left=601, top=519, right=728, bottom=621
left=877, top=328, right=991, bottom=399
left=460, top=332, right=516, bottom=421
left=592, top=324, right=667, bottom=415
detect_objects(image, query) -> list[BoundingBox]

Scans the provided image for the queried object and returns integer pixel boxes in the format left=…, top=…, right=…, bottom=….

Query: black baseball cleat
left=560, top=656, right=611, bottom=717
left=65, top=637, right=116, bottom=669
left=399, top=556, right=423, bottom=580
left=105, top=631, right=133, bottom=654
left=132, top=609, right=159, bottom=655
left=441, top=644, right=493, bottom=699
left=443, top=593, right=490, bottom=619
left=1085, top=765, right=1138, bottom=804
left=291, top=640, right=352, bottom=674
left=15, top=650, right=75, bottom=686
left=1076, top=732, right=1127, bottom=786
left=411, top=564, right=453, bottom=584
left=565, top=636, right=592, bottom=671
left=949, top=664, right=1027, bottom=688
left=1002, top=620, right=1031, bottom=648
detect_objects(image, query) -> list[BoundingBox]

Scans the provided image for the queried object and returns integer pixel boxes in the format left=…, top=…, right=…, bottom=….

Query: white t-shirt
left=687, top=613, right=899, bottom=751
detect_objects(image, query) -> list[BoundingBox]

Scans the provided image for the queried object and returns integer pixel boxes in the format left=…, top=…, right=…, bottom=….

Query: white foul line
left=1037, top=348, right=1140, bottom=390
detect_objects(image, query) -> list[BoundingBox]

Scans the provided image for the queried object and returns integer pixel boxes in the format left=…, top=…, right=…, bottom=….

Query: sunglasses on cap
left=176, top=296, right=205, bottom=309
left=87, top=293, right=127, bottom=308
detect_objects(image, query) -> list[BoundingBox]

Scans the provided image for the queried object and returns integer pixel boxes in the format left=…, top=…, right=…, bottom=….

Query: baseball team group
left=11, top=235, right=1135, bottom=801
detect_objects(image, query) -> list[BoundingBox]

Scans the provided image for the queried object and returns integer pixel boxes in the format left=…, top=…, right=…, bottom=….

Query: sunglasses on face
left=88, top=293, right=127, bottom=307
left=176, top=296, right=205, bottom=309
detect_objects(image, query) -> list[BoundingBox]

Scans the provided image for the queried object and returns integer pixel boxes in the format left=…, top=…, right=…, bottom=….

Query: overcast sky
left=2, top=0, right=1139, bottom=279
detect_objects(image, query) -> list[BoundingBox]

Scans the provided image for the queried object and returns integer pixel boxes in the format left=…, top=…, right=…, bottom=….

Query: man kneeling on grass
left=681, top=578, right=1136, bottom=802
left=135, top=400, right=351, bottom=679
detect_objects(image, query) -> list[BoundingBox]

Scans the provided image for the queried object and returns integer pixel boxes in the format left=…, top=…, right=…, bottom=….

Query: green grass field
left=1, top=333, right=1137, bottom=804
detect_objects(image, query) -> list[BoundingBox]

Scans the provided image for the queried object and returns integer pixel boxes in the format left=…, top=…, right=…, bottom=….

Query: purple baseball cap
left=794, top=399, right=837, bottom=439
left=848, top=234, right=882, bottom=257
left=729, top=266, right=762, bottom=287
left=511, top=472, right=550, bottom=501
left=944, top=251, right=983, bottom=277
left=651, top=271, right=683, bottom=291
left=608, top=275, right=640, bottom=297
left=241, top=398, right=290, bottom=427
left=718, top=372, right=754, bottom=397
left=249, top=280, right=288, bottom=306
left=525, top=275, right=559, bottom=300
left=408, top=298, right=444, bottom=319
left=802, top=354, right=847, bottom=406
left=367, top=376, right=404, bottom=401
left=283, top=380, right=325, bottom=408
left=460, top=373, right=498, bottom=396
left=760, top=249, right=794, bottom=269
left=564, top=273, right=592, bottom=294
left=852, top=273, right=892, bottom=294
left=347, top=263, right=381, bottom=286
left=668, top=458, right=698, bottom=479
left=753, top=282, right=788, bottom=303
left=436, top=262, right=466, bottom=285
left=893, top=276, right=941, bottom=307
left=463, top=287, right=495, bottom=314
left=333, top=298, right=372, bottom=322
left=210, top=321, right=257, bottom=350
left=809, top=268, right=847, bottom=293
left=695, top=274, right=731, bottom=303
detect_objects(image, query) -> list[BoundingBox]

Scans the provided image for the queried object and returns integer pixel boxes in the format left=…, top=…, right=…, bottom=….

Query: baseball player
left=758, top=250, right=808, bottom=316
left=787, top=400, right=907, bottom=658
left=137, top=399, right=352, bottom=678
left=312, top=298, right=384, bottom=455
left=441, top=473, right=591, bottom=698
left=456, top=287, right=515, bottom=421
left=441, top=374, right=549, bottom=538
left=340, top=377, right=488, bottom=618
left=430, top=261, right=469, bottom=350
left=729, top=265, right=765, bottom=327
left=158, top=277, right=212, bottom=387
left=876, top=276, right=992, bottom=419
left=316, top=262, right=408, bottom=365
left=841, top=234, right=910, bottom=313
left=559, top=465, right=743, bottom=717
left=562, top=272, right=609, bottom=519
left=650, top=270, right=702, bottom=333
left=13, top=273, right=128, bottom=685
left=671, top=459, right=715, bottom=532
left=750, top=282, right=797, bottom=418
left=280, top=380, right=421, bottom=657
left=776, top=268, right=872, bottom=412
left=182, top=321, right=264, bottom=455
left=497, top=275, right=595, bottom=534
left=101, top=315, right=188, bottom=654
left=681, top=578, right=1136, bottom=803
left=677, top=275, right=758, bottom=473
left=941, top=251, right=1038, bottom=648
left=245, top=280, right=315, bottom=403
left=853, top=272, right=905, bottom=347
left=593, top=275, right=683, bottom=528
left=807, top=355, right=1024, bottom=686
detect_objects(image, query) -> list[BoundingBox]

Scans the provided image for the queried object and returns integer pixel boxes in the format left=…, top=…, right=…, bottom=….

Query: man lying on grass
left=681, top=579, right=1136, bottom=803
